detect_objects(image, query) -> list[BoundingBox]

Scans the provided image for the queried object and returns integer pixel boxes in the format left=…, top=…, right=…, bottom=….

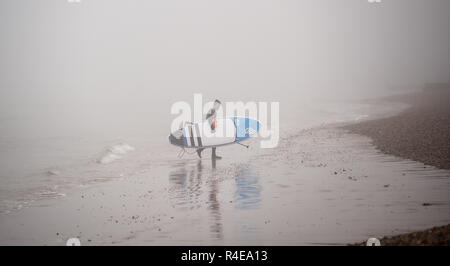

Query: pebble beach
left=345, top=88, right=450, bottom=245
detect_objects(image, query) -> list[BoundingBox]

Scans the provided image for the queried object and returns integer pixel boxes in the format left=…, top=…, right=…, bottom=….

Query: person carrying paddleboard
left=197, top=99, right=222, bottom=159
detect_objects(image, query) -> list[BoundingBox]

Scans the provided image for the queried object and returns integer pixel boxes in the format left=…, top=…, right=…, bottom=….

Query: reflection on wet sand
left=234, top=168, right=261, bottom=210
left=168, top=158, right=223, bottom=239
left=168, top=160, right=203, bottom=210
left=168, top=156, right=262, bottom=240
left=208, top=157, right=222, bottom=239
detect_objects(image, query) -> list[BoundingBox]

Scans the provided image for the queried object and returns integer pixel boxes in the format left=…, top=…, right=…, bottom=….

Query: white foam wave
left=353, top=114, right=369, bottom=121
left=97, top=143, right=135, bottom=164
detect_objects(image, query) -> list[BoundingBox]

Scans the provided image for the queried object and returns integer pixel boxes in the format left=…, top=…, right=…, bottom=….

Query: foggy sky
left=0, top=0, right=449, bottom=137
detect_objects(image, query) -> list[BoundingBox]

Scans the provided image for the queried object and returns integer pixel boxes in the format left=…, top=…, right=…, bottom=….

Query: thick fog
left=0, top=0, right=449, bottom=139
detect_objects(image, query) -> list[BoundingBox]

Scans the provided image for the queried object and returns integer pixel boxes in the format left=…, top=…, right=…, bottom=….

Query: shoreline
left=343, top=88, right=450, bottom=245
left=4, top=120, right=450, bottom=245
left=1, top=92, right=449, bottom=245
left=351, top=224, right=450, bottom=246
left=343, top=89, right=450, bottom=170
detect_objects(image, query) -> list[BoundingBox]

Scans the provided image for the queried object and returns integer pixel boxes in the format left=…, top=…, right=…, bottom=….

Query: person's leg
left=212, top=147, right=222, bottom=159
left=196, top=148, right=204, bottom=158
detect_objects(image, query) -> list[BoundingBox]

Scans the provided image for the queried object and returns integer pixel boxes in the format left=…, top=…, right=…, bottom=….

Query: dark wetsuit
left=206, top=108, right=216, bottom=131
left=197, top=108, right=219, bottom=158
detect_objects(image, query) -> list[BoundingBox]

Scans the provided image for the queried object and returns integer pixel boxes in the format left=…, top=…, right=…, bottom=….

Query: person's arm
left=206, top=109, right=216, bottom=128
left=205, top=109, right=216, bottom=121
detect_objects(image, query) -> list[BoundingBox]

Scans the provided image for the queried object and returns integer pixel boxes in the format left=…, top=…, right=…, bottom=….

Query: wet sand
left=344, top=88, right=450, bottom=245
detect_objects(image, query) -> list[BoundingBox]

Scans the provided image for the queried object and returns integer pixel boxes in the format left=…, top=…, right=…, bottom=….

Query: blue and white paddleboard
left=168, top=117, right=260, bottom=148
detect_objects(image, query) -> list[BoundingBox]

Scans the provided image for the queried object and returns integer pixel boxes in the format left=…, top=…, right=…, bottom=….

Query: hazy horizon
left=1, top=0, right=449, bottom=138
